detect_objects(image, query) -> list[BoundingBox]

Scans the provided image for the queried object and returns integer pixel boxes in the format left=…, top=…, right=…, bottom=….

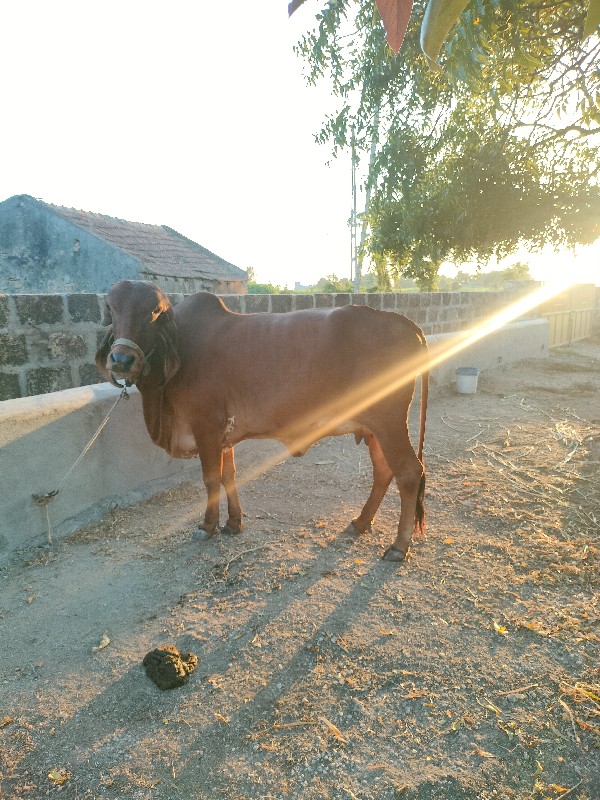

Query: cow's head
left=96, top=280, right=180, bottom=388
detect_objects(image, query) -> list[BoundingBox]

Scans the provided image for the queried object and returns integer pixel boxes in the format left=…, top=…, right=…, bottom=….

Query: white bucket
left=455, top=367, right=480, bottom=394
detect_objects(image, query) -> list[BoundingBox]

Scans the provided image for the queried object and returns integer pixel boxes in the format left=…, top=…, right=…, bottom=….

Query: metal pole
left=356, top=108, right=379, bottom=291
left=351, top=128, right=358, bottom=292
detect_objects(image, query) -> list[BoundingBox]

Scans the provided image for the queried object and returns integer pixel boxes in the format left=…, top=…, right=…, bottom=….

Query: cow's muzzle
left=108, top=337, right=151, bottom=383
left=110, top=351, right=136, bottom=373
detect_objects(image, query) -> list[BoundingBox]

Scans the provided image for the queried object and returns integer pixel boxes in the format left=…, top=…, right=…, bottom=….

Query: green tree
left=314, top=273, right=355, bottom=292
left=503, top=261, right=532, bottom=282
left=438, top=261, right=533, bottom=290
left=247, top=282, right=283, bottom=294
left=295, top=1, right=600, bottom=289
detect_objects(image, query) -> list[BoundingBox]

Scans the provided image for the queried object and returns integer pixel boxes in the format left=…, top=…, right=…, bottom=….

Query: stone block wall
left=0, top=293, right=105, bottom=400
left=218, top=290, right=524, bottom=333
left=0, top=289, right=533, bottom=401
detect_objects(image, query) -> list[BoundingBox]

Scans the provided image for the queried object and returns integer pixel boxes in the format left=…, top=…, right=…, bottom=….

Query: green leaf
left=420, top=0, right=471, bottom=68
left=583, top=0, right=600, bottom=38
left=518, top=51, right=545, bottom=72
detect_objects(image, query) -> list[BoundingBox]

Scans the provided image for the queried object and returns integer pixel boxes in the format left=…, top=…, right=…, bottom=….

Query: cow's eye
left=150, top=306, right=162, bottom=321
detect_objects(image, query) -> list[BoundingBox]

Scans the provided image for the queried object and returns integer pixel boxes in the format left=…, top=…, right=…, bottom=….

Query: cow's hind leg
left=375, top=425, right=425, bottom=562
left=192, top=434, right=223, bottom=541
left=221, top=447, right=243, bottom=535
left=347, top=435, right=393, bottom=536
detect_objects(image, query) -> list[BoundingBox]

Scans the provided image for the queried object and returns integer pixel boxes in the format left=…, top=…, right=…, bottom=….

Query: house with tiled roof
left=0, top=194, right=247, bottom=294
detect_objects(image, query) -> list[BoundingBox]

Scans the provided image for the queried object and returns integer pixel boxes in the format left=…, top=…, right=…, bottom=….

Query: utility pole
left=351, top=128, right=358, bottom=293
left=351, top=109, right=379, bottom=295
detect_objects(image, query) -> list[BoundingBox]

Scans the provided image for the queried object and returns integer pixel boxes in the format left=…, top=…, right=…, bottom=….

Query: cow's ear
left=102, top=304, right=112, bottom=326
left=155, top=316, right=180, bottom=387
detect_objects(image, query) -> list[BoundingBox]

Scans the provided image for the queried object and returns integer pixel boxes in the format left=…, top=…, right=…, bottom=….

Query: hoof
left=192, top=527, right=217, bottom=542
left=344, top=521, right=372, bottom=536
left=383, top=545, right=408, bottom=562
left=221, top=523, right=243, bottom=536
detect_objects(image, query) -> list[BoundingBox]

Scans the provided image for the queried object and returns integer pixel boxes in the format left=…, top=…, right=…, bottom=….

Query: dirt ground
left=1, top=336, right=599, bottom=800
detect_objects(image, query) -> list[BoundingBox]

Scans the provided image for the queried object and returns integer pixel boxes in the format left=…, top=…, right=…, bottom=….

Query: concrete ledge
left=0, top=383, right=199, bottom=559
left=0, top=318, right=549, bottom=557
left=428, top=318, right=549, bottom=386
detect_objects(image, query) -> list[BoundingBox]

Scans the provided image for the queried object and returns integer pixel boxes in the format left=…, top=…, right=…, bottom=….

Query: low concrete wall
left=0, top=384, right=199, bottom=559
left=0, top=318, right=549, bottom=558
left=429, top=317, right=549, bottom=386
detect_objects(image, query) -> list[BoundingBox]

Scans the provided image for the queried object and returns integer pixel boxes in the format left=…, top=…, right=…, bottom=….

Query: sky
left=1, top=1, right=598, bottom=289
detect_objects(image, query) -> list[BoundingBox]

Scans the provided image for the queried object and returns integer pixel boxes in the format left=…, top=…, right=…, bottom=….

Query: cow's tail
left=415, top=336, right=429, bottom=537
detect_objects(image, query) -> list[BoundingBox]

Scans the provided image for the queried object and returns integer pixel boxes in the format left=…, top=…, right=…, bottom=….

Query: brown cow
left=96, top=280, right=429, bottom=561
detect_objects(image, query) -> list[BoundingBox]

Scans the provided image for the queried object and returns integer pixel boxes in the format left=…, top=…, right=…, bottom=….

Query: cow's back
left=173, top=297, right=425, bottom=442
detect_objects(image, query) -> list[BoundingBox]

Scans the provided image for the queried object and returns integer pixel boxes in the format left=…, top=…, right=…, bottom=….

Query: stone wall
left=0, top=289, right=531, bottom=401
left=0, top=293, right=105, bottom=400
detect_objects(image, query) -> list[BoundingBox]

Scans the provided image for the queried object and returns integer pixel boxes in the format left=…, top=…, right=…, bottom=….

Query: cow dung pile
left=142, top=645, right=198, bottom=690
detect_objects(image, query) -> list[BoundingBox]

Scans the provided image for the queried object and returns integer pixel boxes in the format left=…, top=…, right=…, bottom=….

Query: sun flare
left=234, top=278, right=580, bottom=489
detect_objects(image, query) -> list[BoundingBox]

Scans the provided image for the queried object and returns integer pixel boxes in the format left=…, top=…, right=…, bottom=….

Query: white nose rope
left=32, top=386, right=130, bottom=544
left=111, top=337, right=146, bottom=361
left=33, top=337, right=154, bottom=543
left=110, top=337, right=153, bottom=376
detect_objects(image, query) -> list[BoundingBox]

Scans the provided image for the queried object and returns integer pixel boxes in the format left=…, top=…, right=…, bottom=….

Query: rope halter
left=110, top=337, right=154, bottom=377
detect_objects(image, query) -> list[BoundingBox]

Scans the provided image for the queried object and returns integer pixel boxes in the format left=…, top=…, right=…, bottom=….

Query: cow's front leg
left=192, top=434, right=223, bottom=541
left=221, top=447, right=243, bottom=535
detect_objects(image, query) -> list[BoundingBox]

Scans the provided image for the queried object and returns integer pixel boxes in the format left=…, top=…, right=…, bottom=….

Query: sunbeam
left=232, top=279, right=577, bottom=490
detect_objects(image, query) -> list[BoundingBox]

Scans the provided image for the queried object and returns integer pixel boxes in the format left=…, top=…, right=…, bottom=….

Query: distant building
left=0, top=194, right=247, bottom=294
